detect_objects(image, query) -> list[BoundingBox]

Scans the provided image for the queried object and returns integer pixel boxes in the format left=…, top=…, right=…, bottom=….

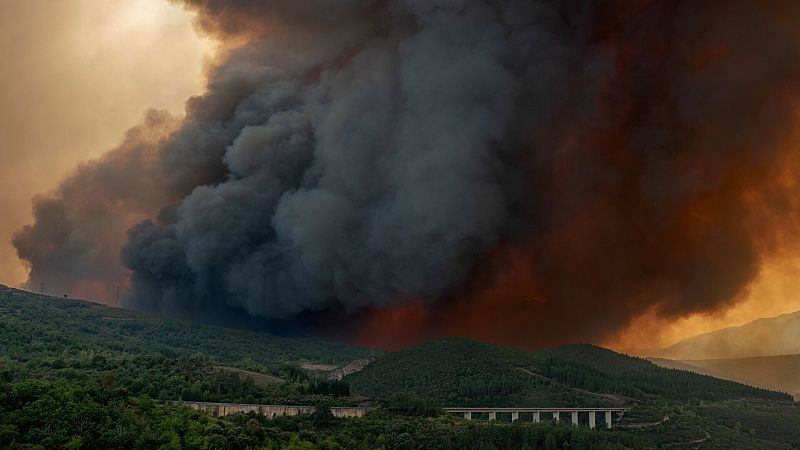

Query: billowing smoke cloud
left=14, top=0, right=800, bottom=348
left=13, top=111, right=182, bottom=300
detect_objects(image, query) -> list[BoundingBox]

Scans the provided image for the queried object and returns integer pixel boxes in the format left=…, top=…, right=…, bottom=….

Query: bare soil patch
left=213, top=366, right=283, bottom=386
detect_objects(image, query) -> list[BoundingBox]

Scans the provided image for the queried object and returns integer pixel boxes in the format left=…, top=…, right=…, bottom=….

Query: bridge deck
left=443, top=407, right=629, bottom=412
left=172, top=401, right=629, bottom=428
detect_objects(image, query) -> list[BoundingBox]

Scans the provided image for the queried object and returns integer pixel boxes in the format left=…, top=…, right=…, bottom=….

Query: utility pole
left=116, top=285, right=120, bottom=304
left=39, top=282, right=44, bottom=296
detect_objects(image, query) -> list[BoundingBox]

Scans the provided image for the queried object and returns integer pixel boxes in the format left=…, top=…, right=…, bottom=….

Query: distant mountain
left=649, top=354, right=800, bottom=401
left=646, top=357, right=706, bottom=373
left=345, top=338, right=790, bottom=407
left=650, top=310, right=800, bottom=360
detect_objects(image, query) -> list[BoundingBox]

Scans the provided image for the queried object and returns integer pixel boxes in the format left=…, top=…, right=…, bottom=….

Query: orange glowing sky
left=609, top=123, right=800, bottom=352
left=608, top=248, right=800, bottom=352
left=1, top=0, right=799, bottom=352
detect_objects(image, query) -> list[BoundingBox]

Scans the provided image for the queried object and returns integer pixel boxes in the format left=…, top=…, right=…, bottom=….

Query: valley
left=2, top=285, right=799, bottom=449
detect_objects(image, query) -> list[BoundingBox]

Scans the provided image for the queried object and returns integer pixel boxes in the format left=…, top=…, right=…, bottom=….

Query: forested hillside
left=0, top=285, right=368, bottom=368
left=0, top=287, right=645, bottom=449
left=650, top=354, right=800, bottom=401
left=536, top=344, right=788, bottom=402
left=347, top=338, right=790, bottom=407
left=2, top=286, right=800, bottom=449
left=0, top=380, right=648, bottom=449
left=345, top=339, right=800, bottom=449
left=347, top=338, right=617, bottom=407
left=0, top=284, right=367, bottom=407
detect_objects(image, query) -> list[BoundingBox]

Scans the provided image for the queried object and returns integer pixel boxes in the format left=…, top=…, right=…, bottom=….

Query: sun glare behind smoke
left=112, top=0, right=175, bottom=31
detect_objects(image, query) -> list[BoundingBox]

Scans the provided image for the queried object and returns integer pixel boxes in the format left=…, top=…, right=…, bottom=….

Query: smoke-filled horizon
left=13, top=0, right=800, bottom=350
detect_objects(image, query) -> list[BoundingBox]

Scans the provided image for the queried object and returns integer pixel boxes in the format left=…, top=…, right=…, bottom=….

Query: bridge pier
left=176, top=402, right=626, bottom=429
left=441, top=407, right=627, bottom=428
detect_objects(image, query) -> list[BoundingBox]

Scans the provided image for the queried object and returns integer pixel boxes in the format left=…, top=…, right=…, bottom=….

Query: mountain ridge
left=649, top=353, right=800, bottom=401
left=649, top=309, right=800, bottom=360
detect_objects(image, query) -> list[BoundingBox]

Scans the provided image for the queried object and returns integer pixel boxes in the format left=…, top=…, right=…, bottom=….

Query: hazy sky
left=0, top=0, right=211, bottom=287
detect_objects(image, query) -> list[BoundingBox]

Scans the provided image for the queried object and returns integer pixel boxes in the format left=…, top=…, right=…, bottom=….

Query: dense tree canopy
left=1, top=287, right=799, bottom=449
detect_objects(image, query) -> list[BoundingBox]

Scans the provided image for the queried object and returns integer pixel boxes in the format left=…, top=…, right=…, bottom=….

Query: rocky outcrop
left=327, top=357, right=374, bottom=381
left=175, top=402, right=369, bottom=418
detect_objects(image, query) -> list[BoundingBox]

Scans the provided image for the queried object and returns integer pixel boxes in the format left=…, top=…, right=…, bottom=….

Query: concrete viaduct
left=176, top=402, right=628, bottom=429
left=443, top=407, right=629, bottom=429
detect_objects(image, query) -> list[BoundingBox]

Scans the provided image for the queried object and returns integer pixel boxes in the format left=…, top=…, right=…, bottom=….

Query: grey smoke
left=14, top=0, right=800, bottom=346
left=121, top=0, right=571, bottom=319
left=13, top=111, right=180, bottom=297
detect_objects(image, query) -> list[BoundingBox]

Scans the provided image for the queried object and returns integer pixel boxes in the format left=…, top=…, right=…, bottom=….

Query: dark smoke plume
left=14, top=0, right=800, bottom=348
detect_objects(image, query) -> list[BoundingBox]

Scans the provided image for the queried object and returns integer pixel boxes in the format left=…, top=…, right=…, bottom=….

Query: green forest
left=347, top=338, right=787, bottom=406
left=2, top=285, right=800, bottom=449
